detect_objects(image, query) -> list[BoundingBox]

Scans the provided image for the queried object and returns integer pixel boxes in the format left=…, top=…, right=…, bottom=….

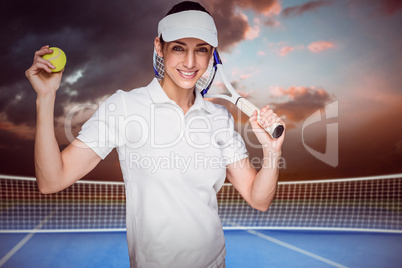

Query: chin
left=174, top=76, right=199, bottom=90
left=178, top=81, right=197, bottom=90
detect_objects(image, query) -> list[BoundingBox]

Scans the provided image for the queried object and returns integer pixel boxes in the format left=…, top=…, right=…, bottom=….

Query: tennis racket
left=153, top=48, right=284, bottom=139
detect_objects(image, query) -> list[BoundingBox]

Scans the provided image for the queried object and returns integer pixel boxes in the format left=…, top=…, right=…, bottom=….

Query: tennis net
left=1, top=174, right=401, bottom=233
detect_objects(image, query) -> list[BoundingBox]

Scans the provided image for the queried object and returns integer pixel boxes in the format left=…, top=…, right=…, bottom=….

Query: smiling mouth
left=178, top=70, right=198, bottom=78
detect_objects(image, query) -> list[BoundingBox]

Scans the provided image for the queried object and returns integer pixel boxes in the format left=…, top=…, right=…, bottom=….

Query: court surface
left=1, top=230, right=401, bottom=267
left=2, top=174, right=401, bottom=267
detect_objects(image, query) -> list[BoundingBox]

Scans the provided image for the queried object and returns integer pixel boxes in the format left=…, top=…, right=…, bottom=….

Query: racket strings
left=152, top=49, right=216, bottom=93
left=153, top=51, right=165, bottom=80
left=196, top=57, right=215, bottom=93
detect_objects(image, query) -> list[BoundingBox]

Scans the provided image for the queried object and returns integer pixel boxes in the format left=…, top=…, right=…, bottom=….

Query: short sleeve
left=221, top=111, right=248, bottom=165
left=76, top=91, right=126, bottom=159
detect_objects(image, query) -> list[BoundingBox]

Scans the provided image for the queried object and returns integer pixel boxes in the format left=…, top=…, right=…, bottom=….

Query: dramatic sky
left=1, top=0, right=401, bottom=182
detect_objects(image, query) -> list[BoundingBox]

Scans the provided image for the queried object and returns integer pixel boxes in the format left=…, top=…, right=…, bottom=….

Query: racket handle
left=236, top=98, right=284, bottom=139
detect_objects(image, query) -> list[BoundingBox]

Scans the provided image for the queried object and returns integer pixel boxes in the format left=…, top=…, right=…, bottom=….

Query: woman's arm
left=26, top=46, right=101, bottom=194
left=226, top=106, right=285, bottom=211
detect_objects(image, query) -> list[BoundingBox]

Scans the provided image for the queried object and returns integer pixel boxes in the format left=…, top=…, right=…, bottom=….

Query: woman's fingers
left=249, top=106, right=284, bottom=130
left=33, top=46, right=53, bottom=63
left=35, top=56, right=55, bottom=71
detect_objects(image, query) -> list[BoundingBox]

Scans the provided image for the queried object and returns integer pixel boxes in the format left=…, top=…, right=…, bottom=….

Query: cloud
left=280, top=45, right=297, bottom=56
left=308, top=41, right=335, bottom=53
left=1, top=0, right=173, bottom=126
left=233, top=0, right=281, bottom=16
left=0, top=0, right=285, bottom=130
left=203, top=0, right=281, bottom=49
left=203, top=0, right=282, bottom=49
left=263, top=17, right=281, bottom=27
left=244, top=17, right=261, bottom=40
left=377, top=0, right=402, bottom=16
left=211, top=85, right=334, bottom=130
left=270, top=86, right=334, bottom=123
left=235, top=0, right=282, bottom=27
left=239, top=74, right=253, bottom=80
left=268, top=41, right=304, bottom=56
left=348, top=0, right=402, bottom=20
left=2, top=0, right=280, bottom=128
left=266, top=40, right=335, bottom=56
left=282, top=0, right=333, bottom=18
left=204, top=1, right=249, bottom=50
left=279, top=46, right=295, bottom=56
left=0, top=114, right=35, bottom=140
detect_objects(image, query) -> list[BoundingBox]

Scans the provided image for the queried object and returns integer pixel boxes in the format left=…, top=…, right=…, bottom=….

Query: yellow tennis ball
left=42, top=47, right=67, bottom=72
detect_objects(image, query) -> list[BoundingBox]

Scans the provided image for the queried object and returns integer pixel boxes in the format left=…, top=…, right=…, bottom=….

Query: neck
left=159, top=78, right=195, bottom=114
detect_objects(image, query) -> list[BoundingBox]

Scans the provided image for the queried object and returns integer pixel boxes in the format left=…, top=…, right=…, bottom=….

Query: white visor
left=158, top=10, right=218, bottom=47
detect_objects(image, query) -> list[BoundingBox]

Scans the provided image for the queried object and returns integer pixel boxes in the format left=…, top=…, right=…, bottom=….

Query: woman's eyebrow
left=172, top=41, right=187, bottom=46
left=171, top=41, right=209, bottom=47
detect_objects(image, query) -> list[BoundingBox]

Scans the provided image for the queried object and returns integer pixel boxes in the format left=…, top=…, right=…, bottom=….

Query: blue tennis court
left=1, top=230, right=401, bottom=267
left=1, top=174, right=402, bottom=267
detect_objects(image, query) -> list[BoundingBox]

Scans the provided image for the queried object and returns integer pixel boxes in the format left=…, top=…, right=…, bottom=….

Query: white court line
left=245, top=229, right=348, bottom=268
left=0, top=208, right=57, bottom=267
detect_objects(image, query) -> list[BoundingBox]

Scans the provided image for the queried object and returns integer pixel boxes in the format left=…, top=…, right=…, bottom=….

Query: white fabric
left=158, top=10, right=218, bottom=47
left=77, top=78, right=247, bottom=268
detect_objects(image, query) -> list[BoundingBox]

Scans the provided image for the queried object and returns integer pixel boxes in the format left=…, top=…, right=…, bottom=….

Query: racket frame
left=203, top=50, right=284, bottom=139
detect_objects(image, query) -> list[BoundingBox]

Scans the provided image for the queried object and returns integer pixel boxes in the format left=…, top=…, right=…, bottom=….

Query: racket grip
left=236, top=98, right=284, bottom=139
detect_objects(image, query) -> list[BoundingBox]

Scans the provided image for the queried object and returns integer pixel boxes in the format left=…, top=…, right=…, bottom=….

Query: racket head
left=153, top=49, right=165, bottom=80
left=152, top=48, right=220, bottom=96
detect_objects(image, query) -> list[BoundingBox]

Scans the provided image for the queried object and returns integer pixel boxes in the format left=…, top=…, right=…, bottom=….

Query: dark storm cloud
left=0, top=0, right=264, bottom=127
left=377, top=0, right=402, bottom=16
left=0, top=0, right=178, bottom=179
left=204, top=0, right=281, bottom=50
left=0, top=0, right=265, bottom=178
left=203, top=1, right=249, bottom=51
left=0, top=0, right=178, bottom=126
left=282, top=0, right=333, bottom=18
left=271, top=86, right=334, bottom=124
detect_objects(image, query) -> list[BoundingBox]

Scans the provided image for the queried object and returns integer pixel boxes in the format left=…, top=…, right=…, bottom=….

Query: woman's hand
left=25, top=45, right=64, bottom=97
left=249, top=105, right=286, bottom=152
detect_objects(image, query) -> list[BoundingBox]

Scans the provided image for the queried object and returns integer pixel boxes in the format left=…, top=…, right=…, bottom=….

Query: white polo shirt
left=77, top=78, right=248, bottom=268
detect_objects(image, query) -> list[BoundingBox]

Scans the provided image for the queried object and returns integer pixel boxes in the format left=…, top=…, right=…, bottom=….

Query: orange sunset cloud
left=308, top=41, right=335, bottom=53
left=279, top=46, right=295, bottom=56
left=270, top=86, right=334, bottom=123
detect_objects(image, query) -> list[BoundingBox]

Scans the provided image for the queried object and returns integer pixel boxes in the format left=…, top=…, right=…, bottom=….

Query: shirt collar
left=148, top=78, right=176, bottom=105
left=148, top=78, right=212, bottom=113
left=192, top=88, right=212, bottom=113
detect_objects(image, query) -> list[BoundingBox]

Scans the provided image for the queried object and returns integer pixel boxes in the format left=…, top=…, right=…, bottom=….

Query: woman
left=25, top=1, right=285, bottom=267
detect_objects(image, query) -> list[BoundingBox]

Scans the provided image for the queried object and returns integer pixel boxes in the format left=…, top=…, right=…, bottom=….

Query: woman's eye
left=172, top=46, right=184, bottom=51
left=197, top=47, right=209, bottom=53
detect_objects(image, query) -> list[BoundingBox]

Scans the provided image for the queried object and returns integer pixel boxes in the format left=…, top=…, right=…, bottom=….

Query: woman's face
left=158, top=38, right=213, bottom=91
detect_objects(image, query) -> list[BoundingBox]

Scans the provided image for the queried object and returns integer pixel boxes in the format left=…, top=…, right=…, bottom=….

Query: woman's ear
left=154, top=37, right=164, bottom=57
